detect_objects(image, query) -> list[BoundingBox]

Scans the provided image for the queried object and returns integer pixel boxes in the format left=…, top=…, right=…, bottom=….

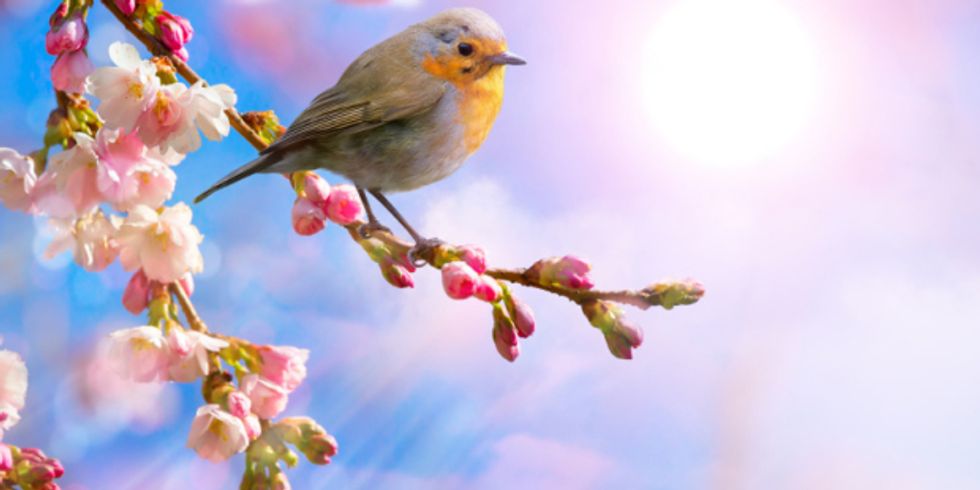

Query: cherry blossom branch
left=100, top=0, right=705, bottom=366
left=169, top=282, right=207, bottom=333
left=100, top=0, right=267, bottom=150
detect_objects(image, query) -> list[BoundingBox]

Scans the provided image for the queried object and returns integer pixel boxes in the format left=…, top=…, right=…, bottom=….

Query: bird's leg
left=357, top=187, right=391, bottom=239
left=369, top=190, right=444, bottom=267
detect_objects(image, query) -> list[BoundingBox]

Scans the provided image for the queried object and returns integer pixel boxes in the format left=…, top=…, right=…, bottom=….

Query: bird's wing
left=263, top=42, right=447, bottom=155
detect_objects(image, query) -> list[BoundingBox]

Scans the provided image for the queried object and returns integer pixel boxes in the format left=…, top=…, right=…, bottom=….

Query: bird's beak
left=488, top=51, right=527, bottom=66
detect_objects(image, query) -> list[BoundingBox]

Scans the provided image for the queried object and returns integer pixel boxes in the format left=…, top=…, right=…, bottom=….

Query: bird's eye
left=458, top=43, right=474, bottom=56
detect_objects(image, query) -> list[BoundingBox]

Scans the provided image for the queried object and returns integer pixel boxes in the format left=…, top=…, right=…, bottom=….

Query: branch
left=169, top=282, right=208, bottom=333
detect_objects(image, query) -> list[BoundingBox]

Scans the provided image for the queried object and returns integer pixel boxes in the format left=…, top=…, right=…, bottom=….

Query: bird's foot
left=409, top=237, right=446, bottom=268
left=358, top=221, right=391, bottom=239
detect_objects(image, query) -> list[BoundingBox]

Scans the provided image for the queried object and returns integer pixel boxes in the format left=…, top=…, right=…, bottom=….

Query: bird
left=194, top=7, right=525, bottom=250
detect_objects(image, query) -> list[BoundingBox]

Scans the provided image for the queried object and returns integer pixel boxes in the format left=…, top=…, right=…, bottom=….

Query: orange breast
left=455, top=68, right=505, bottom=154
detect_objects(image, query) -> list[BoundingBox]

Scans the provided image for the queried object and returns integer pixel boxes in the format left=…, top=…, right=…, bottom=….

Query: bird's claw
left=408, top=237, right=445, bottom=268
left=358, top=222, right=391, bottom=239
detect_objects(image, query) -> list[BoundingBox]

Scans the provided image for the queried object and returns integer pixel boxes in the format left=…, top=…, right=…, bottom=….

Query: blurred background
left=2, top=0, right=980, bottom=488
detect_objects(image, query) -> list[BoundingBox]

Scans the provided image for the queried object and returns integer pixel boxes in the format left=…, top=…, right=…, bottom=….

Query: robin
left=194, top=7, right=526, bottom=251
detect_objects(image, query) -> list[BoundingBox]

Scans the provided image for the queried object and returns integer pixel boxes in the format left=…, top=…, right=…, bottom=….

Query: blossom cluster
left=0, top=348, right=66, bottom=489
left=290, top=171, right=365, bottom=236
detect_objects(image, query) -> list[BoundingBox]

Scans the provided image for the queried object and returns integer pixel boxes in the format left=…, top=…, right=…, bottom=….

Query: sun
left=642, top=0, right=819, bottom=166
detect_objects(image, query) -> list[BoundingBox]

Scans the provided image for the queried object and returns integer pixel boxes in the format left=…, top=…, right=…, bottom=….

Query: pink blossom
left=51, top=49, right=92, bottom=93
left=186, top=404, right=249, bottom=462
left=46, top=14, right=87, bottom=55
left=92, top=127, right=174, bottom=211
left=34, top=134, right=102, bottom=218
left=380, top=257, right=415, bottom=289
left=86, top=42, right=160, bottom=131
left=226, top=391, right=251, bottom=419
left=137, top=81, right=237, bottom=155
left=115, top=0, right=137, bottom=15
left=156, top=11, right=194, bottom=54
left=0, top=350, right=27, bottom=437
left=44, top=210, right=121, bottom=272
left=323, top=184, right=363, bottom=225
left=241, top=374, right=289, bottom=419
left=122, top=270, right=150, bottom=314
left=117, top=203, right=204, bottom=283
left=257, top=346, right=309, bottom=392
left=457, top=244, right=486, bottom=275
left=474, top=276, right=502, bottom=303
left=441, top=262, right=480, bottom=300
left=107, top=326, right=169, bottom=382
left=0, top=444, right=11, bottom=471
left=292, top=197, right=326, bottom=236
left=167, top=328, right=228, bottom=383
left=0, top=147, right=38, bottom=213
left=492, top=309, right=519, bottom=362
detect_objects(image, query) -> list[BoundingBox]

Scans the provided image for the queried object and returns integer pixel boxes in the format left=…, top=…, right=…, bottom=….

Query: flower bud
left=302, top=433, right=338, bottom=465
left=156, top=11, right=194, bottom=54
left=582, top=300, right=643, bottom=360
left=456, top=244, right=487, bottom=274
left=528, top=255, right=594, bottom=290
left=380, top=257, right=415, bottom=289
left=115, top=0, right=136, bottom=15
left=51, top=50, right=92, bottom=94
left=298, top=172, right=331, bottom=205
left=492, top=306, right=519, bottom=362
left=122, top=270, right=151, bottom=314
left=474, top=276, right=502, bottom=303
left=243, top=413, right=262, bottom=441
left=291, top=197, right=326, bottom=236
left=323, top=184, right=363, bottom=225
left=226, top=390, right=251, bottom=419
left=506, top=295, right=536, bottom=338
left=46, top=13, right=87, bottom=55
left=646, top=279, right=705, bottom=309
left=441, top=262, right=480, bottom=300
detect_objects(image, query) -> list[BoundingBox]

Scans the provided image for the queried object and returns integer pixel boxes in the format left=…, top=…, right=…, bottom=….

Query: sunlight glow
left=643, top=0, right=819, bottom=166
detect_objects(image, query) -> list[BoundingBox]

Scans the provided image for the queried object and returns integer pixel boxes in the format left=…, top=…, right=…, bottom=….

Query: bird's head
left=418, top=8, right=526, bottom=86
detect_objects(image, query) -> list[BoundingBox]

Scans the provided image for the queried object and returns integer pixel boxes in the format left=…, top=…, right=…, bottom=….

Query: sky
left=2, top=0, right=980, bottom=488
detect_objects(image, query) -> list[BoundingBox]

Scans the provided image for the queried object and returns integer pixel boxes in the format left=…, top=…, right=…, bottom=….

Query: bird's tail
left=194, top=153, right=281, bottom=204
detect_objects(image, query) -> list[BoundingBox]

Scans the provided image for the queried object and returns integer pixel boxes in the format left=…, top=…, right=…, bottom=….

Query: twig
left=169, top=282, right=208, bottom=333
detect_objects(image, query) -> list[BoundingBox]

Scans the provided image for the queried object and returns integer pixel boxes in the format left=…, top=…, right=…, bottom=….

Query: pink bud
left=303, top=173, right=331, bottom=205
left=474, top=276, right=502, bottom=303
left=49, top=2, right=68, bottom=27
left=115, top=0, right=136, bottom=15
left=46, top=14, right=87, bottom=55
left=122, top=270, right=150, bottom=315
left=292, top=197, right=327, bottom=236
left=51, top=49, right=92, bottom=94
left=226, top=391, right=251, bottom=419
left=156, top=11, right=194, bottom=53
left=603, top=331, right=633, bottom=360
left=509, top=297, right=536, bottom=338
left=324, top=184, right=363, bottom=226
left=492, top=307, right=519, bottom=362
left=554, top=255, right=594, bottom=290
left=457, top=244, right=486, bottom=275
left=243, top=414, right=262, bottom=440
left=441, top=262, right=480, bottom=300
left=381, top=257, right=415, bottom=288
left=0, top=444, right=11, bottom=472
left=178, top=272, right=195, bottom=297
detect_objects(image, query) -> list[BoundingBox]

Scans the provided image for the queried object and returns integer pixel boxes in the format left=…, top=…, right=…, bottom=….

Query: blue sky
left=3, top=0, right=980, bottom=488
